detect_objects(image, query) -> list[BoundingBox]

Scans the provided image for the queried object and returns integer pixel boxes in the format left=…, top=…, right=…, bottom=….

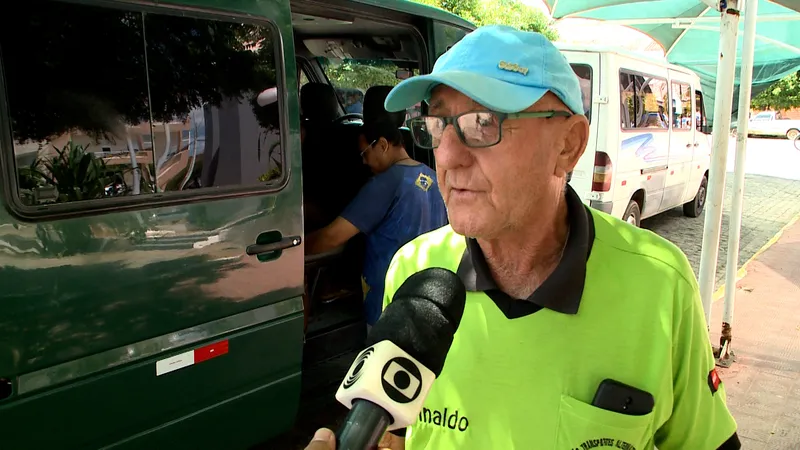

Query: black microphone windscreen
left=366, top=267, right=466, bottom=376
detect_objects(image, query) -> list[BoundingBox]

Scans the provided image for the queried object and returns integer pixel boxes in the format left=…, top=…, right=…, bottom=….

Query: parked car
left=0, top=1, right=471, bottom=449
left=746, top=110, right=800, bottom=140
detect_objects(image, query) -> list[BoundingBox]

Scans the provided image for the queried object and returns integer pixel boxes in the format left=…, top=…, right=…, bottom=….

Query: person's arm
left=654, top=277, right=740, bottom=450
left=305, top=173, right=396, bottom=255
left=305, top=217, right=360, bottom=255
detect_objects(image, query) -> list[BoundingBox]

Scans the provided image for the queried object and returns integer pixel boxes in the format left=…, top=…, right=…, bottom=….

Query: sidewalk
left=709, top=215, right=800, bottom=449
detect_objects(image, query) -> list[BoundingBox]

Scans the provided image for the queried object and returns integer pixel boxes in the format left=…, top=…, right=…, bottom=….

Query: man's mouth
left=449, top=188, right=480, bottom=200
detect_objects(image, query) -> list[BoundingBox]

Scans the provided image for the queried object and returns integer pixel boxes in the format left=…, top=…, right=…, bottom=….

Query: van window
left=320, top=59, right=405, bottom=113
left=318, top=58, right=420, bottom=119
left=670, top=82, right=693, bottom=131
left=570, top=64, right=593, bottom=123
left=695, top=90, right=708, bottom=132
left=752, top=111, right=772, bottom=121
left=619, top=71, right=669, bottom=130
left=3, top=1, right=284, bottom=209
left=434, top=21, right=469, bottom=59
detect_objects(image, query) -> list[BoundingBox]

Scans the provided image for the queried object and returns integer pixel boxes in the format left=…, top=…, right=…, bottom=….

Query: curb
left=712, top=210, right=800, bottom=302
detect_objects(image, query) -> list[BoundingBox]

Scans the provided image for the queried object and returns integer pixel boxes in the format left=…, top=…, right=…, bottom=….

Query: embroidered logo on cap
left=708, top=368, right=722, bottom=395
left=498, top=61, right=529, bottom=76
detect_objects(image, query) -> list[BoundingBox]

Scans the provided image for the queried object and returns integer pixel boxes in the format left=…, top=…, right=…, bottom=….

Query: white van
left=559, top=44, right=711, bottom=226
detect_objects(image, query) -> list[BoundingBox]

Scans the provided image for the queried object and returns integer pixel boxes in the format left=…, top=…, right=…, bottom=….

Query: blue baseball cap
left=384, top=25, right=584, bottom=116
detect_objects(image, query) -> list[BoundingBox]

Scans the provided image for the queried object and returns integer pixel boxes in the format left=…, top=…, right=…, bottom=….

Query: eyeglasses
left=406, top=110, right=573, bottom=149
left=360, top=139, right=377, bottom=158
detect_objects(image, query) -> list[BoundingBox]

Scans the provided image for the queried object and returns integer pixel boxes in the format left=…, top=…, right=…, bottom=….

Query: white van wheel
left=683, top=175, right=708, bottom=218
left=623, top=200, right=641, bottom=227
left=787, top=128, right=800, bottom=141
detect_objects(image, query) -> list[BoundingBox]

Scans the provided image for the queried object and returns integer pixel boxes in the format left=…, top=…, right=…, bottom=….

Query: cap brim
left=384, top=71, right=548, bottom=114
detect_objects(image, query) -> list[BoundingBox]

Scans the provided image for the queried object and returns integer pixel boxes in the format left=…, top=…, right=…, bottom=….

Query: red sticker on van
left=195, top=340, right=229, bottom=364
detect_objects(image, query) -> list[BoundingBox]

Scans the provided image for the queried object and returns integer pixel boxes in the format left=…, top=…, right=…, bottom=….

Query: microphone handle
left=336, top=399, right=393, bottom=450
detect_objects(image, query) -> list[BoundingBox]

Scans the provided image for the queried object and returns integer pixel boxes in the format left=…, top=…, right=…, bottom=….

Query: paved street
left=643, top=137, right=800, bottom=287
left=708, top=214, right=800, bottom=449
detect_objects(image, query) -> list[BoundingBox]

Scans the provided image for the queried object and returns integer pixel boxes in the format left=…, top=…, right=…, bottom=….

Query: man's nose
left=433, top=126, right=472, bottom=170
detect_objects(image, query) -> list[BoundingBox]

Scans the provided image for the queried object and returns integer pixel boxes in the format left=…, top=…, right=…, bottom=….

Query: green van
left=0, top=1, right=472, bottom=448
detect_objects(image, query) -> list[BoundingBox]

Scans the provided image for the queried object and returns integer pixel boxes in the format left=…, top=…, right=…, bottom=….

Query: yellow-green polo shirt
left=382, top=185, right=739, bottom=450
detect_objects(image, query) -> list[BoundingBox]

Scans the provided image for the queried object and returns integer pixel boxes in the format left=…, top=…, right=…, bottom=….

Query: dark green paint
left=0, top=0, right=475, bottom=448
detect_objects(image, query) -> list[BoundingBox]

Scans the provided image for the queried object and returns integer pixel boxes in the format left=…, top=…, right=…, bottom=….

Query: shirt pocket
left=555, top=394, right=654, bottom=450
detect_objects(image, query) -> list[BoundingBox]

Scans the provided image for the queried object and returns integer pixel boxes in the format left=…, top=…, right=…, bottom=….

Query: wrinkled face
left=358, top=134, right=388, bottom=174
left=429, top=86, right=588, bottom=239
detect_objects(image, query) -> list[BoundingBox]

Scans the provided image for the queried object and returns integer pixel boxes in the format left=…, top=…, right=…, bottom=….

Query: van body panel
left=2, top=312, right=304, bottom=449
left=0, top=0, right=305, bottom=448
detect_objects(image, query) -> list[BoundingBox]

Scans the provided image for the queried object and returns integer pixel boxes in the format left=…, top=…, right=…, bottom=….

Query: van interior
left=289, top=3, right=431, bottom=405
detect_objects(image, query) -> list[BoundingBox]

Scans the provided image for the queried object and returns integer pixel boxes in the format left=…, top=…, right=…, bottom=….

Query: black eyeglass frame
left=360, top=139, right=378, bottom=158
left=406, top=110, right=573, bottom=149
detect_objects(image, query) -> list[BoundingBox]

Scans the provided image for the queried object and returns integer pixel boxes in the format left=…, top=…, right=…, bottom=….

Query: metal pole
left=719, top=0, right=759, bottom=367
left=698, top=1, right=741, bottom=327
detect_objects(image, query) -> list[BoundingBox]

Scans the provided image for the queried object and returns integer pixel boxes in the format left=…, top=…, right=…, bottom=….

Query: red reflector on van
left=195, top=340, right=229, bottom=363
left=592, top=151, right=612, bottom=192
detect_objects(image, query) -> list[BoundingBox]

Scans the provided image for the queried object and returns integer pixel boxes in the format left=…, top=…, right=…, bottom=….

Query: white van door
left=685, top=87, right=712, bottom=204
left=562, top=50, right=600, bottom=203
left=663, top=71, right=696, bottom=210
left=618, top=69, right=670, bottom=218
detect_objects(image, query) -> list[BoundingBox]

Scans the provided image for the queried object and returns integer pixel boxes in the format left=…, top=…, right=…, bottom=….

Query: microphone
left=334, top=267, right=467, bottom=450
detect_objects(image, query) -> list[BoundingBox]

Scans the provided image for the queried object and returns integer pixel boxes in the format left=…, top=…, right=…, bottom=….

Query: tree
left=751, top=72, right=800, bottom=111
left=413, top=0, right=558, bottom=41
left=324, top=60, right=404, bottom=92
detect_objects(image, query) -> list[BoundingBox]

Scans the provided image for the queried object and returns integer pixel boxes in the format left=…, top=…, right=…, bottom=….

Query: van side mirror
left=396, top=69, right=413, bottom=80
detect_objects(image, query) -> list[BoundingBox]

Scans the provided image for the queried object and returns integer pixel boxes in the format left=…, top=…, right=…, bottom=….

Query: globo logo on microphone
left=381, top=357, right=423, bottom=403
left=335, top=340, right=436, bottom=431
left=343, top=346, right=374, bottom=389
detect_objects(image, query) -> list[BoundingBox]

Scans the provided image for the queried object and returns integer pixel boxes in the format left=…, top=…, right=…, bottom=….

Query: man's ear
left=556, top=115, right=590, bottom=178
left=380, top=137, right=390, bottom=153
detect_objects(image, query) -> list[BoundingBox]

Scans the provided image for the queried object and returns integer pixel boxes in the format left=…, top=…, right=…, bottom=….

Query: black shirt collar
left=456, top=185, right=595, bottom=318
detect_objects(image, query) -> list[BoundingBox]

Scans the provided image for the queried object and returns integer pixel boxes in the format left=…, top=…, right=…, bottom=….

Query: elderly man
left=305, top=25, right=739, bottom=450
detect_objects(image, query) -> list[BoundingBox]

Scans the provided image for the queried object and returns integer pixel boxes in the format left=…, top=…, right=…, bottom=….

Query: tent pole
left=698, top=1, right=740, bottom=330
left=719, top=0, right=759, bottom=367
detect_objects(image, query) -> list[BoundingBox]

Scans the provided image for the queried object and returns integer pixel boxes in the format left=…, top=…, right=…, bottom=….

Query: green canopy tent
left=544, top=0, right=800, bottom=121
left=542, top=0, right=800, bottom=366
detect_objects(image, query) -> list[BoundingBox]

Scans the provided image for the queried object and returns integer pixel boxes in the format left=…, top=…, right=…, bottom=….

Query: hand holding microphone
left=304, top=428, right=336, bottom=450
left=315, top=267, right=466, bottom=450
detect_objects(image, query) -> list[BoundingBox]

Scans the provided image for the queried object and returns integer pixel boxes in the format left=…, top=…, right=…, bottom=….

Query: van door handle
left=246, top=235, right=302, bottom=256
left=694, top=142, right=700, bottom=147
left=686, top=143, right=692, bottom=148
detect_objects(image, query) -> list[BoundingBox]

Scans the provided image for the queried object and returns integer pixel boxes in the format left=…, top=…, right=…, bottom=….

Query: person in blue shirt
left=305, top=117, right=448, bottom=326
